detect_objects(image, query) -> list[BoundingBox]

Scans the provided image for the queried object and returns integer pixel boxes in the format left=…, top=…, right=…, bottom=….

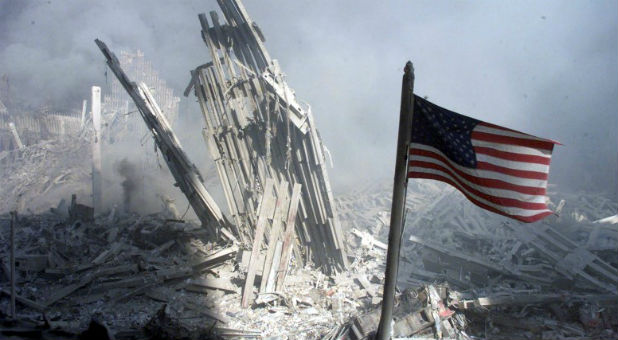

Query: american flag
left=408, top=95, right=559, bottom=223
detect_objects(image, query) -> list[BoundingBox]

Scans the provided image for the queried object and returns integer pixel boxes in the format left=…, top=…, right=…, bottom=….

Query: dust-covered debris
left=0, top=0, right=616, bottom=338
left=0, top=136, right=90, bottom=214
left=332, top=179, right=618, bottom=340
left=1, top=175, right=616, bottom=339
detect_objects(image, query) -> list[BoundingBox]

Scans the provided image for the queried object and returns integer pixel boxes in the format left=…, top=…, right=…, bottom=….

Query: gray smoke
left=115, top=158, right=141, bottom=211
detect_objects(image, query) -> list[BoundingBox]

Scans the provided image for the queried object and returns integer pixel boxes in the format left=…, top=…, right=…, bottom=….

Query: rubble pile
left=401, top=186, right=618, bottom=294
left=0, top=209, right=237, bottom=338
left=0, top=181, right=616, bottom=339
left=0, top=203, right=385, bottom=340
left=0, top=0, right=616, bottom=338
left=335, top=179, right=618, bottom=339
left=333, top=284, right=470, bottom=340
left=0, top=136, right=90, bottom=214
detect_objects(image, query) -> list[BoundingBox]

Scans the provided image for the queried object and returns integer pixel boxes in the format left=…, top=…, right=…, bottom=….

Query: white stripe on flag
left=409, top=166, right=551, bottom=217
left=410, top=143, right=548, bottom=188
left=409, top=154, right=547, bottom=203
left=474, top=124, right=550, bottom=142
left=475, top=153, right=550, bottom=173
left=471, top=139, right=552, bottom=157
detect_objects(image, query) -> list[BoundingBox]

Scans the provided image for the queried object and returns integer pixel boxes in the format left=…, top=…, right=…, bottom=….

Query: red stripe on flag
left=409, top=161, right=548, bottom=210
left=409, top=149, right=547, bottom=195
left=408, top=171, right=554, bottom=223
left=474, top=146, right=551, bottom=165
left=476, top=161, right=548, bottom=180
left=472, top=131, right=555, bottom=151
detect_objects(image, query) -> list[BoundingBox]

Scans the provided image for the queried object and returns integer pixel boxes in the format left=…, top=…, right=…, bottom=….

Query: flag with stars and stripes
left=408, top=95, right=559, bottom=223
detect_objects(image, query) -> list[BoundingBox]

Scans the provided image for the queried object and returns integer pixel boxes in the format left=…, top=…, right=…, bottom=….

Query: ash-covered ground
left=0, top=135, right=616, bottom=340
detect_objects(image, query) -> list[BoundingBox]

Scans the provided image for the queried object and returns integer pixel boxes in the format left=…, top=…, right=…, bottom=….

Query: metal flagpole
left=10, top=211, right=16, bottom=318
left=375, top=61, right=415, bottom=340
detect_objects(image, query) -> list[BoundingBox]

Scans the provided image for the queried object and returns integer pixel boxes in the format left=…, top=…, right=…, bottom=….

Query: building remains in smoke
left=0, top=48, right=180, bottom=154
left=102, top=49, right=180, bottom=145
left=0, top=0, right=616, bottom=339
left=188, top=0, right=348, bottom=274
left=0, top=99, right=82, bottom=152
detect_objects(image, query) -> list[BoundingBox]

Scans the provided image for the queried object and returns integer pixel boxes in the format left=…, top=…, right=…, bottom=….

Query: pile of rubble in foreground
left=0, top=179, right=616, bottom=340
left=336, top=180, right=618, bottom=340
left=0, top=203, right=384, bottom=340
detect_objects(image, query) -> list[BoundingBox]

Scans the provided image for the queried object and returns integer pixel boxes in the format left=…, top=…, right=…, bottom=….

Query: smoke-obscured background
left=1, top=0, right=616, bottom=201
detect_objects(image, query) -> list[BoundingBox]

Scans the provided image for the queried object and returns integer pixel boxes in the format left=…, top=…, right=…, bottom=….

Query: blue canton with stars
left=411, top=95, right=481, bottom=168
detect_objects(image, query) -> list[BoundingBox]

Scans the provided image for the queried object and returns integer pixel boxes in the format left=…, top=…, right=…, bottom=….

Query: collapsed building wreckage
left=0, top=0, right=617, bottom=339
left=187, top=1, right=349, bottom=272
left=1, top=180, right=616, bottom=339
left=187, top=0, right=349, bottom=305
left=335, top=183, right=618, bottom=340
left=96, top=0, right=347, bottom=309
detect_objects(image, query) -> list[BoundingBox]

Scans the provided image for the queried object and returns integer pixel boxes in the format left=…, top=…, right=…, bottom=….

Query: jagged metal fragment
left=189, top=0, right=347, bottom=271
left=95, top=39, right=234, bottom=241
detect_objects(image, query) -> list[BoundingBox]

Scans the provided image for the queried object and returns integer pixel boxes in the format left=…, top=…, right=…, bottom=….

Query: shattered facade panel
left=190, top=0, right=347, bottom=272
left=0, top=110, right=82, bottom=152
left=102, top=49, right=180, bottom=145
left=103, top=50, right=179, bottom=123
left=96, top=38, right=230, bottom=240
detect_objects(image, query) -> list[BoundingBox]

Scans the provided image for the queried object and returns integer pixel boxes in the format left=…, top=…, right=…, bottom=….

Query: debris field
left=0, top=0, right=616, bottom=339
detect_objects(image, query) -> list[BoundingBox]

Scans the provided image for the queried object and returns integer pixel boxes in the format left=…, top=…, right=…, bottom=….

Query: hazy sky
left=1, top=0, right=616, bottom=197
